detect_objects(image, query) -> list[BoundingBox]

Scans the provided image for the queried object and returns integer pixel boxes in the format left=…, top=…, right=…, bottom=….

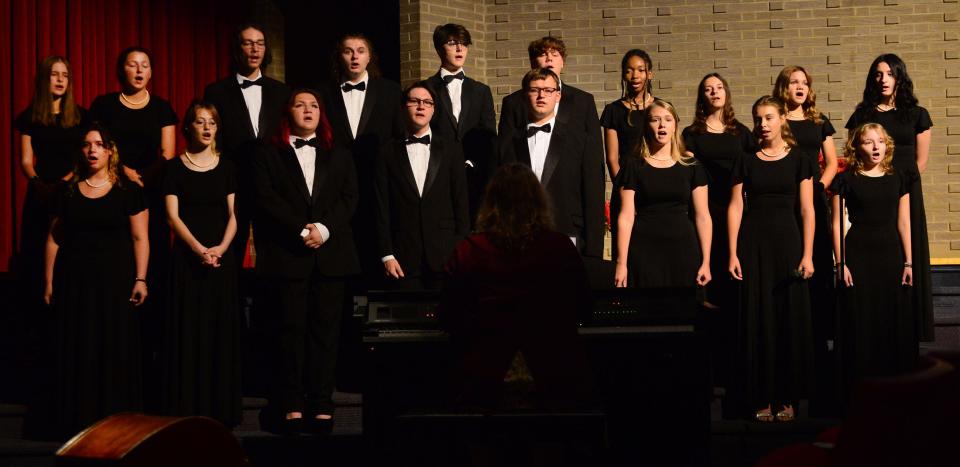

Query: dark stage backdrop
left=280, top=1, right=400, bottom=89
left=1, top=0, right=249, bottom=272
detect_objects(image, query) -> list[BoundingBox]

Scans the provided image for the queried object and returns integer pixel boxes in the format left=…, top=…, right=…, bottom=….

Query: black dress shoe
left=304, top=416, right=334, bottom=435
left=280, top=417, right=305, bottom=435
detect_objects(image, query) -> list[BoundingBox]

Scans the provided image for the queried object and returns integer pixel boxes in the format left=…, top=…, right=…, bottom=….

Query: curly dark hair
left=476, top=163, right=553, bottom=253
left=855, top=53, right=919, bottom=115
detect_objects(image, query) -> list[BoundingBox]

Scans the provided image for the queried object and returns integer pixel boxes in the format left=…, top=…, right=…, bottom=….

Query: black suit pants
left=270, top=272, right=345, bottom=415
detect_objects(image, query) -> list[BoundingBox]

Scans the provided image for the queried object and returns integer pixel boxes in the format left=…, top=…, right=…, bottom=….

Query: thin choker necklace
left=120, top=90, right=149, bottom=106
left=184, top=151, right=215, bottom=168
left=84, top=177, right=109, bottom=188
left=760, top=145, right=788, bottom=158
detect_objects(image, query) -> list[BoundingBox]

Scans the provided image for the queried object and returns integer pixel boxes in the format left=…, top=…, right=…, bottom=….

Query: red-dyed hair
left=273, top=88, right=334, bottom=150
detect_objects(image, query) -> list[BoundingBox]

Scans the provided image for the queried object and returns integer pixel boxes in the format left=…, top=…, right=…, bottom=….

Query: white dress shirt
left=407, top=128, right=432, bottom=196
left=289, top=134, right=330, bottom=242
left=382, top=128, right=432, bottom=264
left=526, top=116, right=557, bottom=182
left=340, top=72, right=369, bottom=138
left=440, top=68, right=464, bottom=122
left=236, top=70, right=263, bottom=137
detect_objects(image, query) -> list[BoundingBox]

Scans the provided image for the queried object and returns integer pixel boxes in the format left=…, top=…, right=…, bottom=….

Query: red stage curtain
left=1, top=0, right=242, bottom=272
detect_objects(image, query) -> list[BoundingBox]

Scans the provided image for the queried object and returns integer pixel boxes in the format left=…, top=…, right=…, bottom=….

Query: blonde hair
left=751, top=95, right=798, bottom=149
left=635, top=99, right=694, bottom=166
left=773, top=65, right=823, bottom=124
left=845, top=123, right=895, bottom=175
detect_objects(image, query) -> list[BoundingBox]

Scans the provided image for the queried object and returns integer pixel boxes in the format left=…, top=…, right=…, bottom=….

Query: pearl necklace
left=184, top=151, right=215, bottom=169
left=759, top=145, right=788, bottom=158
left=84, top=177, right=110, bottom=188
left=705, top=120, right=724, bottom=132
left=120, top=90, right=150, bottom=106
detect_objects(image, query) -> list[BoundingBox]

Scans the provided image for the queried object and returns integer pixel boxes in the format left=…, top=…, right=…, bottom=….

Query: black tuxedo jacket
left=203, top=75, right=291, bottom=175
left=426, top=72, right=497, bottom=221
left=495, top=121, right=605, bottom=258
left=322, top=77, right=403, bottom=272
left=374, top=135, right=470, bottom=275
left=322, top=77, right=403, bottom=159
left=251, top=142, right=360, bottom=279
left=498, top=83, right=602, bottom=174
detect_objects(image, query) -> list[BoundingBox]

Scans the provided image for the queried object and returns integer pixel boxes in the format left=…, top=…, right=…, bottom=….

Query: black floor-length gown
left=733, top=150, right=814, bottom=413
left=160, top=158, right=241, bottom=427
left=90, top=93, right=179, bottom=409
left=682, top=123, right=755, bottom=414
left=834, top=171, right=915, bottom=394
left=845, top=106, right=933, bottom=341
left=787, top=117, right=838, bottom=415
left=619, top=158, right=707, bottom=287
left=52, top=182, right=146, bottom=438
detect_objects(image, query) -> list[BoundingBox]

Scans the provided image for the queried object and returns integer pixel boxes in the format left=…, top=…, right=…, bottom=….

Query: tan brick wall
left=402, top=0, right=960, bottom=259
left=399, top=0, right=490, bottom=88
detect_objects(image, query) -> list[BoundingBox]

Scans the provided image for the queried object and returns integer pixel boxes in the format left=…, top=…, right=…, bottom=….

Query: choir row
left=14, top=21, right=934, bottom=435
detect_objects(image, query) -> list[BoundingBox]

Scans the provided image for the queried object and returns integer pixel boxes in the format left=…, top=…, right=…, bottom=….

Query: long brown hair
left=476, top=163, right=553, bottom=253
left=845, top=123, right=895, bottom=175
left=773, top=65, right=822, bottom=124
left=751, top=95, right=798, bottom=149
left=31, top=56, right=81, bottom=127
left=692, top=72, right=740, bottom=135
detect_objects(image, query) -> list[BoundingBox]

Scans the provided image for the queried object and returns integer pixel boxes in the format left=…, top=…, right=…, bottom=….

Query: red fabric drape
left=2, top=0, right=240, bottom=272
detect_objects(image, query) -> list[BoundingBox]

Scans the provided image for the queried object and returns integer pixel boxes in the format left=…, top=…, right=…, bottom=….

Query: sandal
left=775, top=406, right=795, bottom=422
left=755, top=408, right=774, bottom=423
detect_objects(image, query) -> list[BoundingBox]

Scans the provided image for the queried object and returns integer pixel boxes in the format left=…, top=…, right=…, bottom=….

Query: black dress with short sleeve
left=601, top=100, right=646, bottom=259
left=832, top=171, right=915, bottom=392
left=845, top=106, right=933, bottom=341
left=682, top=122, right=755, bottom=309
left=160, top=158, right=241, bottom=426
left=620, top=158, right=708, bottom=287
left=51, top=182, right=146, bottom=437
left=732, top=149, right=814, bottom=413
left=88, top=93, right=177, bottom=174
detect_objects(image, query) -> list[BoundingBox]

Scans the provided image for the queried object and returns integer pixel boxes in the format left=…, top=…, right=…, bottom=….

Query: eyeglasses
left=405, top=98, right=436, bottom=108
left=526, top=87, right=558, bottom=96
left=241, top=40, right=266, bottom=49
left=444, top=40, right=467, bottom=47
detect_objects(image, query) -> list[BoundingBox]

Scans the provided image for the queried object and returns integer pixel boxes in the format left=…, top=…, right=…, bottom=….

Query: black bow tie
left=293, top=138, right=319, bottom=149
left=442, top=71, right=465, bottom=84
left=240, top=78, right=263, bottom=89
left=405, top=134, right=431, bottom=145
left=342, top=81, right=366, bottom=92
left=526, top=123, right=552, bottom=138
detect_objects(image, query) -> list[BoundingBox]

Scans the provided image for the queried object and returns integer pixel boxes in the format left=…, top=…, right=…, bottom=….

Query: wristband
left=135, top=278, right=147, bottom=284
